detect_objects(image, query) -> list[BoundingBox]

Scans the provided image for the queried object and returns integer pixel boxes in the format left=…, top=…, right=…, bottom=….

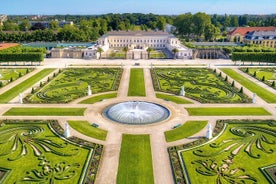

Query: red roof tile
left=229, top=27, right=276, bottom=36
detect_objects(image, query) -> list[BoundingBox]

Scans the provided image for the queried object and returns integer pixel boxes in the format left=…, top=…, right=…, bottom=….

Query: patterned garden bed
left=25, top=68, right=122, bottom=103
left=0, top=120, right=103, bottom=184
left=168, top=120, right=276, bottom=184
left=151, top=68, right=251, bottom=103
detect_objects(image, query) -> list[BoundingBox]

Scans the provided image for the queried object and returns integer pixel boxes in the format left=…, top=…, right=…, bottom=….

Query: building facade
left=244, top=30, right=276, bottom=48
left=228, top=27, right=276, bottom=42
left=51, top=47, right=84, bottom=58
left=84, top=30, right=192, bottom=59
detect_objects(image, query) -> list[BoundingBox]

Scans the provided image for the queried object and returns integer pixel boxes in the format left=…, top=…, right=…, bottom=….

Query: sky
left=0, top=0, right=275, bottom=15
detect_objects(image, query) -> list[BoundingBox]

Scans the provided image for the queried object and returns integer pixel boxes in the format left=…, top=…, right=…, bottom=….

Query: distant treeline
left=0, top=13, right=275, bottom=42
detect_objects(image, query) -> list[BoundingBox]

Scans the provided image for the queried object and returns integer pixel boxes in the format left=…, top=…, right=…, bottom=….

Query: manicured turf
left=117, top=134, right=154, bottom=184
left=79, top=93, right=117, bottom=104
left=3, top=107, right=86, bottom=116
left=0, top=69, right=54, bottom=103
left=0, top=68, right=33, bottom=87
left=128, top=68, right=146, bottom=96
left=186, top=107, right=271, bottom=116
left=156, top=93, right=193, bottom=104
left=221, top=68, right=276, bottom=103
left=165, top=121, right=208, bottom=142
left=68, top=120, right=107, bottom=141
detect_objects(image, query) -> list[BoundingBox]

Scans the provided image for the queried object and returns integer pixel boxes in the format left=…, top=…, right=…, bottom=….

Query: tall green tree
left=192, top=12, right=211, bottom=38
left=49, top=21, right=59, bottom=30
left=19, top=20, right=31, bottom=31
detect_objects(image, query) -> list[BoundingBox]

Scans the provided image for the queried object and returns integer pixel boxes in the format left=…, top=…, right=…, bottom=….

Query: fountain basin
left=103, top=101, right=170, bottom=125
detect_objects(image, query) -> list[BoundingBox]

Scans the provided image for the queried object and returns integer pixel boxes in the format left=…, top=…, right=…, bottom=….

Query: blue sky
left=0, top=0, right=275, bottom=15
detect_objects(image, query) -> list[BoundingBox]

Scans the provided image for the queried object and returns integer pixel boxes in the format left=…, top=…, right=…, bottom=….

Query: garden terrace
left=0, top=120, right=103, bottom=184
left=151, top=68, right=251, bottom=103
left=169, top=120, right=276, bottom=184
left=240, top=67, right=276, bottom=90
left=221, top=68, right=276, bottom=103
left=26, top=68, right=122, bottom=103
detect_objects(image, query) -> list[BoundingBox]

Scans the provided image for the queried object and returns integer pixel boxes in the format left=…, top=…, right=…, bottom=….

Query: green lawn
left=128, top=68, right=146, bottom=96
left=165, top=121, right=208, bottom=142
left=0, top=68, right=34, bottom=87
left=156, top=93, right=193, bottom=104
left=3, top=107, right=86, bottom=116
left=0, top=69, right=54, bottom=103
left=186, top=107, right=271, bottom=116
left=117, top=134, right=154, bottom=184
left=68, top=120, right=107, bottom=141
left=221, top=68, right=276, bottom=103
left=79, top=93, right=117, bottom=104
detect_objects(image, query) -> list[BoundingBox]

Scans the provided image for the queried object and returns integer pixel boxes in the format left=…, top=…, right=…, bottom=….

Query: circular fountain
left=103, top=101, right=170, bottom=125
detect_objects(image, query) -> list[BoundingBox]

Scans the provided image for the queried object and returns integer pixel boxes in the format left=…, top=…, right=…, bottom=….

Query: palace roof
left=228, top=27, right=276, bottom=36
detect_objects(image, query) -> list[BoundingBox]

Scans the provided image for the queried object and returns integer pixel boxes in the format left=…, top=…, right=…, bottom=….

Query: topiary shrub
left=261, top=76, right=265, bottom=82
left=239, top=87, right=243, bottom=93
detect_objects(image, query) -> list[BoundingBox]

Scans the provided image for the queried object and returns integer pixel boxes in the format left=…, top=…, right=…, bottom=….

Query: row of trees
left=1, top=13, right=276, bottom=42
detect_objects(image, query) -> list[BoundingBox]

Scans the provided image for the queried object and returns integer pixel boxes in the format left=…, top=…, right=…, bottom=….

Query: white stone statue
left=252, top=93, right=256, bottom=104
left=206, top=123, right=213, bottom=139
left=18, top=93, right=23, bottom=104
left=87, top=85, right=92, bottom=96
left=64, top=122, right=71, bottom=138
left=179, top=85, right=185, bottom=96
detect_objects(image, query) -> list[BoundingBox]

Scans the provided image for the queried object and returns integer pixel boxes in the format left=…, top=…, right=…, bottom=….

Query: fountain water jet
left=104, top=101, right=170, bottom=125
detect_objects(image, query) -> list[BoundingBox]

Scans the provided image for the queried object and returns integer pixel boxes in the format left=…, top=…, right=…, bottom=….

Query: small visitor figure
left=179, top=85, right=185, bottom=96
left=206, top=123, right=213, bottom=139
left=64, top=121, right=71, bottom=138
left=18, top=93, right=23, bottom=104
left=252, top=93, right=256, bottom=104
left=87, top=85, right=92, bottom=96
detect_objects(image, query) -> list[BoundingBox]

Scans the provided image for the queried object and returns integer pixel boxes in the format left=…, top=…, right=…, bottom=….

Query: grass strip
left=156, top=93, right=193, bottom=104
left=165, top=121, right=208, bottom=142
left=0, top=69, right=55, bottom=103
left=220, top=68, right=276, bottom=103
left=117, top=134, right=154, bottom=184
left=68, top=120, right=107, bottom=141
left=3, top=107, right=85, bottom=116
left=128, top=69, right=146, bottom=96
left=186, top=107, right=271, bottom=116
left=79, top=93, right=117, bottom=104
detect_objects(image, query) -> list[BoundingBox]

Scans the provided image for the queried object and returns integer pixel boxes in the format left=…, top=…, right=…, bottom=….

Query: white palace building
left=84, top=30, right=192, bottom=59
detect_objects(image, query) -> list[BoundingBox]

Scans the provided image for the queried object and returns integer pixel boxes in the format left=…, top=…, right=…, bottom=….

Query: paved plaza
left=0, top=58, right=275, bottom=184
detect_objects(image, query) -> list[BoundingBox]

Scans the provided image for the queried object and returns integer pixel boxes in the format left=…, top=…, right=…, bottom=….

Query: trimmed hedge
left=232, top=52, right=276, bottom=63
left=0, top=53, right=44, bottom=62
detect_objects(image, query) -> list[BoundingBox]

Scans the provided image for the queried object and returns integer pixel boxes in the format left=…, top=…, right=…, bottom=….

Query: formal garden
left=151, top=68, right=251, bottom=103
left=0, top=120, right=103, bottom=184
left=240, top=67, right=276, bottom=89
left=25, top=68, right=122, bottom=103
left=168, top=119, right=276, bottom=184
left=0, top=68, right=34, bottom=88
left=221, top=68, right=276, bottom=103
